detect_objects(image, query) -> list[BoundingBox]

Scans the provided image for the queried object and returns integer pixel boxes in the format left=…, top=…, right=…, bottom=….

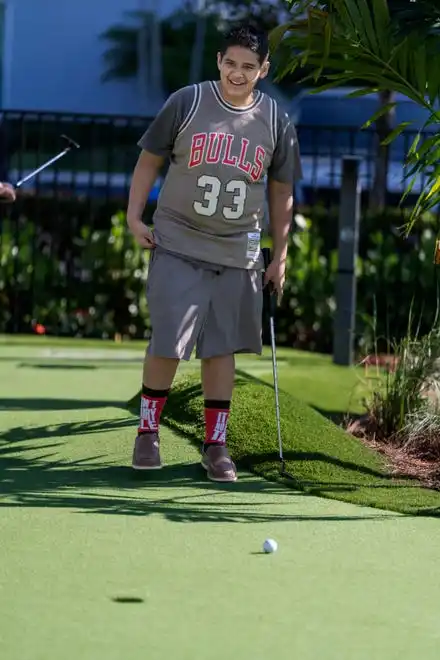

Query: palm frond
left=272, top=0, right=440, bottom=234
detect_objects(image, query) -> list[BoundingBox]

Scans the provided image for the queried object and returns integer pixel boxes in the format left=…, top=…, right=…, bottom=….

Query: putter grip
left=262, top=246, right=273, bottom=294
left=262, top=247, right=276, bottom=313
left=262, top=246, right=271, bottom=270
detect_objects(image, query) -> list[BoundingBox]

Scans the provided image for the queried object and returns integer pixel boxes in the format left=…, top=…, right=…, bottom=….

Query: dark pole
left=333, top=156, right=362, bottom=366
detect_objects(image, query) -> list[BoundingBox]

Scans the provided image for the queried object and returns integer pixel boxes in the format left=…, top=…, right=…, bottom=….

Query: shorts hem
left=147, top=344, right=193, bottom=361
left=195, top=346, right=263, bottom=359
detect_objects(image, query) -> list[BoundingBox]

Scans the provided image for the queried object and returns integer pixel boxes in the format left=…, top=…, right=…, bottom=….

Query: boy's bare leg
left=201, top=355, right=235, bottom=401
left=132, top=354, right=180, bottom=470
left=200, top=354, right=237, bottom=482
left=143, top=355, right=180, bottom=390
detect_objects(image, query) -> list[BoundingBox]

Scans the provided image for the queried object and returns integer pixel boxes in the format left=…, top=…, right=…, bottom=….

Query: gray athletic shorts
left=145, top=248, right=263, bottom=360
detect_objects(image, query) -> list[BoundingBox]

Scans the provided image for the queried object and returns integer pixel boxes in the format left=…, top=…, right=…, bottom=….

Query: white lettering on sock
left=140, top=397, right=159, bottom=431
left=211, top=411, right=228, bottom=443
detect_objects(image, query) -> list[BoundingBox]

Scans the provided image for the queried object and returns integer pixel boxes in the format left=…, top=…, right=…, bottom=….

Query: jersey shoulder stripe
left=177, top=84, right=202, bottom=137
left=268, top=96, right=278, bottom=151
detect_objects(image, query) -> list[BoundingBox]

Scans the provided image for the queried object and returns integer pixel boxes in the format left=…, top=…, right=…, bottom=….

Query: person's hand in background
left=0, top=182, right=16, bottom=202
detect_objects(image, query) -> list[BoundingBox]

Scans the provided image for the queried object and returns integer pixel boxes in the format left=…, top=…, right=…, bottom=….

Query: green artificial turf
left=254, top=348, right=371, bottom=415
left=4, top=341, right=440, bottom=658
left=4, top=335, right=440, bottom=513
left=128, top=370, right=440, bottom=515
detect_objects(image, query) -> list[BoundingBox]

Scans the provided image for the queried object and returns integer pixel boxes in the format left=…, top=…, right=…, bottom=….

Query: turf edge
left=126, top=370, right=440, bottom=516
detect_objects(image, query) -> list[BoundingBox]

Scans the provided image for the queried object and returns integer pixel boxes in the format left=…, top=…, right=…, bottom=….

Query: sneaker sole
left=201, top=460, right=238, bottom=483
left=132, top=463, right=163, bottom=471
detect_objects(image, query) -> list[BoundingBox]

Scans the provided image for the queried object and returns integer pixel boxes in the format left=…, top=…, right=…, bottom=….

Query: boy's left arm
left=265, top=111, right=303, bottom=300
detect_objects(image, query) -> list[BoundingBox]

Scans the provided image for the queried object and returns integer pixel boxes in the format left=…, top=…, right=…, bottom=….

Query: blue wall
left=295, top=87, right=433, bottom=130
left=2, top=0, right=179, bottom=115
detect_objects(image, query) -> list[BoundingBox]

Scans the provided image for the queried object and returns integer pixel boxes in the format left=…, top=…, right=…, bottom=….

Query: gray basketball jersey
left=138, top=80, right=302, bottom=269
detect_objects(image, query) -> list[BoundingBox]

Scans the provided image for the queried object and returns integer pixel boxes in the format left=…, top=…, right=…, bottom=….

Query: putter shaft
left=269, top=313, right=284, bottom=465
left=16, top=149, right=71, bottom=187
left=262, top=246, right=284, bottom=470
left=15, top=134, right=80, bottom=188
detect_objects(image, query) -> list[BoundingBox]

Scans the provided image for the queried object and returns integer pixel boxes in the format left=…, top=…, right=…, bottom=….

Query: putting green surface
left=2, top=342, right=440, bottom=659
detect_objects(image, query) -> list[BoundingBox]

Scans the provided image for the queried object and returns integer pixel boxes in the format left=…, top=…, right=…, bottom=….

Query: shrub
left=349, top=321, right=440, bottom=488
left=0, top=200, right=439, bottom=350
left=274, top=214, right=337, bottom=352
left=0, top=210, right=152, bottom=339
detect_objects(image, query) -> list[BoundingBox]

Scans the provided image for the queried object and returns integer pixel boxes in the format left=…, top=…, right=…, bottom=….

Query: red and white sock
left=138, top=387, right=169, bottom=435
left=204, top=400, right=231, bottom=450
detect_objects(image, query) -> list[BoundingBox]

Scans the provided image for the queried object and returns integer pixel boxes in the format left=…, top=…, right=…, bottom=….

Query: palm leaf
left=361, top=102, right=397, bottom=129
left=380, top=121, right=413, bottom=145
left=356, top=0, right=380, bottom=53
left=346, top=87, right=379, bottom=97
left=372, top=0, right=391, bottom=58
left=271, top=0, right=440, bottom=231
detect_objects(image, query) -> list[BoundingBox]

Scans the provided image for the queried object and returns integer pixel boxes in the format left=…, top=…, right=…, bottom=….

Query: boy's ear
left=260, top=59, right=270, bottom=79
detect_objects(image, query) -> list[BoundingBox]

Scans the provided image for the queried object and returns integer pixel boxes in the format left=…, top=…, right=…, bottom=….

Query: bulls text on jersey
left=188, top=132, right=266, bottom=182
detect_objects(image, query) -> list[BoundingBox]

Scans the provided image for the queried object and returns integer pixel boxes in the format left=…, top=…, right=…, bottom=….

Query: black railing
left=0, top=110, right=438, bottom=349
left=1, top=110, right=154, bottom=202
left=0, top=110, right=433, bottom=204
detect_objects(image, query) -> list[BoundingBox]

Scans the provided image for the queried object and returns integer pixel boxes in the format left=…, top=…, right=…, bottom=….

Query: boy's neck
left=217, top=80, right=255, bottom=108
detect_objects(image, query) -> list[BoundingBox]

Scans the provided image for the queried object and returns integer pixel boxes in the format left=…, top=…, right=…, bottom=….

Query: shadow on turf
left=242, top=449, right=389, bottom=481
left=312, top=406, right=363, bottom=428
left=0, top=397, right=127, bottom=411
left=0, top=357, right=142, bottom=369
left=17, top=362, right=142, bottom=371
left=0, top=420, right=404, bottom=523
left=20, top=364, right=98, bottom=370
left=244, top=449, right=430, bottom=495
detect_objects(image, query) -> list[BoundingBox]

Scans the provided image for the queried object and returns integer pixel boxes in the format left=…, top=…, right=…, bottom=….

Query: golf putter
left=262, top=247, right=286, bottom=474
left=15, top=134, right=80, bottom=188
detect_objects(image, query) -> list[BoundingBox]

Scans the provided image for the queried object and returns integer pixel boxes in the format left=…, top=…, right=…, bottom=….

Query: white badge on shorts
left=246, top=232, right=260, bottom=261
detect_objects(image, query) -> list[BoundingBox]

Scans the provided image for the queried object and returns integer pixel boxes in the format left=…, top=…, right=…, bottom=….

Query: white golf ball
left=263, top=538, right=278, bottom=554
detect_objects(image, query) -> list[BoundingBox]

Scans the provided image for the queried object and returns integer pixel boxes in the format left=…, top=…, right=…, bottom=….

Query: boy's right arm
left=127, top=86, right=195, bottom=248
left=127, top=151, right=164, bottom=248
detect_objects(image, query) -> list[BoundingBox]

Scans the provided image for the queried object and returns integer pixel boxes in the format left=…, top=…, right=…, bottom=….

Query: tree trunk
left=369, top=89, right=395, bottom=211
left=137, top=7, right=150, bottom=112
left=189, top=0, right=207, bottom=84
left=149, top=1, right=165, bottom=113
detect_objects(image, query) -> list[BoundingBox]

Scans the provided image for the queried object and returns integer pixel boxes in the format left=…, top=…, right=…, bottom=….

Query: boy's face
left=217, top=46, right=269, bottom=104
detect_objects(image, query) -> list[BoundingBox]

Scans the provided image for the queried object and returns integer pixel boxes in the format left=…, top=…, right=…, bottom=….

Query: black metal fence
left=0, top=109, right=434, bottom=206
left=0, top=110, right=438, bottom=349
left=0, top=110, right=153, bottom=202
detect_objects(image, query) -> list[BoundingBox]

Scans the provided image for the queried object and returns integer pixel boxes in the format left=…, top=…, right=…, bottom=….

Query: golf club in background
left=262, top=246, right=286, bottom=475
left=14, top=134, right=80, bottom=189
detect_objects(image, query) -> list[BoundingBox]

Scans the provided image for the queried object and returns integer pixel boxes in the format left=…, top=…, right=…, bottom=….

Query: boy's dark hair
left=219, top=24, right=269, bottom=64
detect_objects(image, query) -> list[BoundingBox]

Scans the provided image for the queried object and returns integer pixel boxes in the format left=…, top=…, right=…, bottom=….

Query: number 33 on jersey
left=190, top=131, right=265, bottom=221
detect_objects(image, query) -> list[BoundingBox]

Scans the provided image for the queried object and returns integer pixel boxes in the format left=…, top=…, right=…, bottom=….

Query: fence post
left=333, top=156, right=362, bottom=366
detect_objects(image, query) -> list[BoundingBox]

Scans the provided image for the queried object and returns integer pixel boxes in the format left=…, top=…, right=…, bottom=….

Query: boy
left=127, top=24, right=302, bottom=482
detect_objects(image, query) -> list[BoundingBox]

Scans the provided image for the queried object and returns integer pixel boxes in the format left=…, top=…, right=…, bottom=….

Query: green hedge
left=0, top=210, right=152, bottom=339
left=277, top=206, right=440, bottom=353
left=1, top=202, right=439, bottom=352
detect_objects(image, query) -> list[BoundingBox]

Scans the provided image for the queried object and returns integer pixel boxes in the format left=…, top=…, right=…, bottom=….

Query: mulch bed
left=347, top=414, right=440, bottom=491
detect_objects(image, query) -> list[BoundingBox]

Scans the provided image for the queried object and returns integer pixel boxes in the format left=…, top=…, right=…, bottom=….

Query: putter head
left=60, top=134, right=80, bottom=150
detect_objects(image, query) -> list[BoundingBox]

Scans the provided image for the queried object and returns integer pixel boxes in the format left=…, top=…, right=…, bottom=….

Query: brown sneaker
left=201, top=445, right=237, bottom=482
left=132, top=432, right=162, bottom=470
